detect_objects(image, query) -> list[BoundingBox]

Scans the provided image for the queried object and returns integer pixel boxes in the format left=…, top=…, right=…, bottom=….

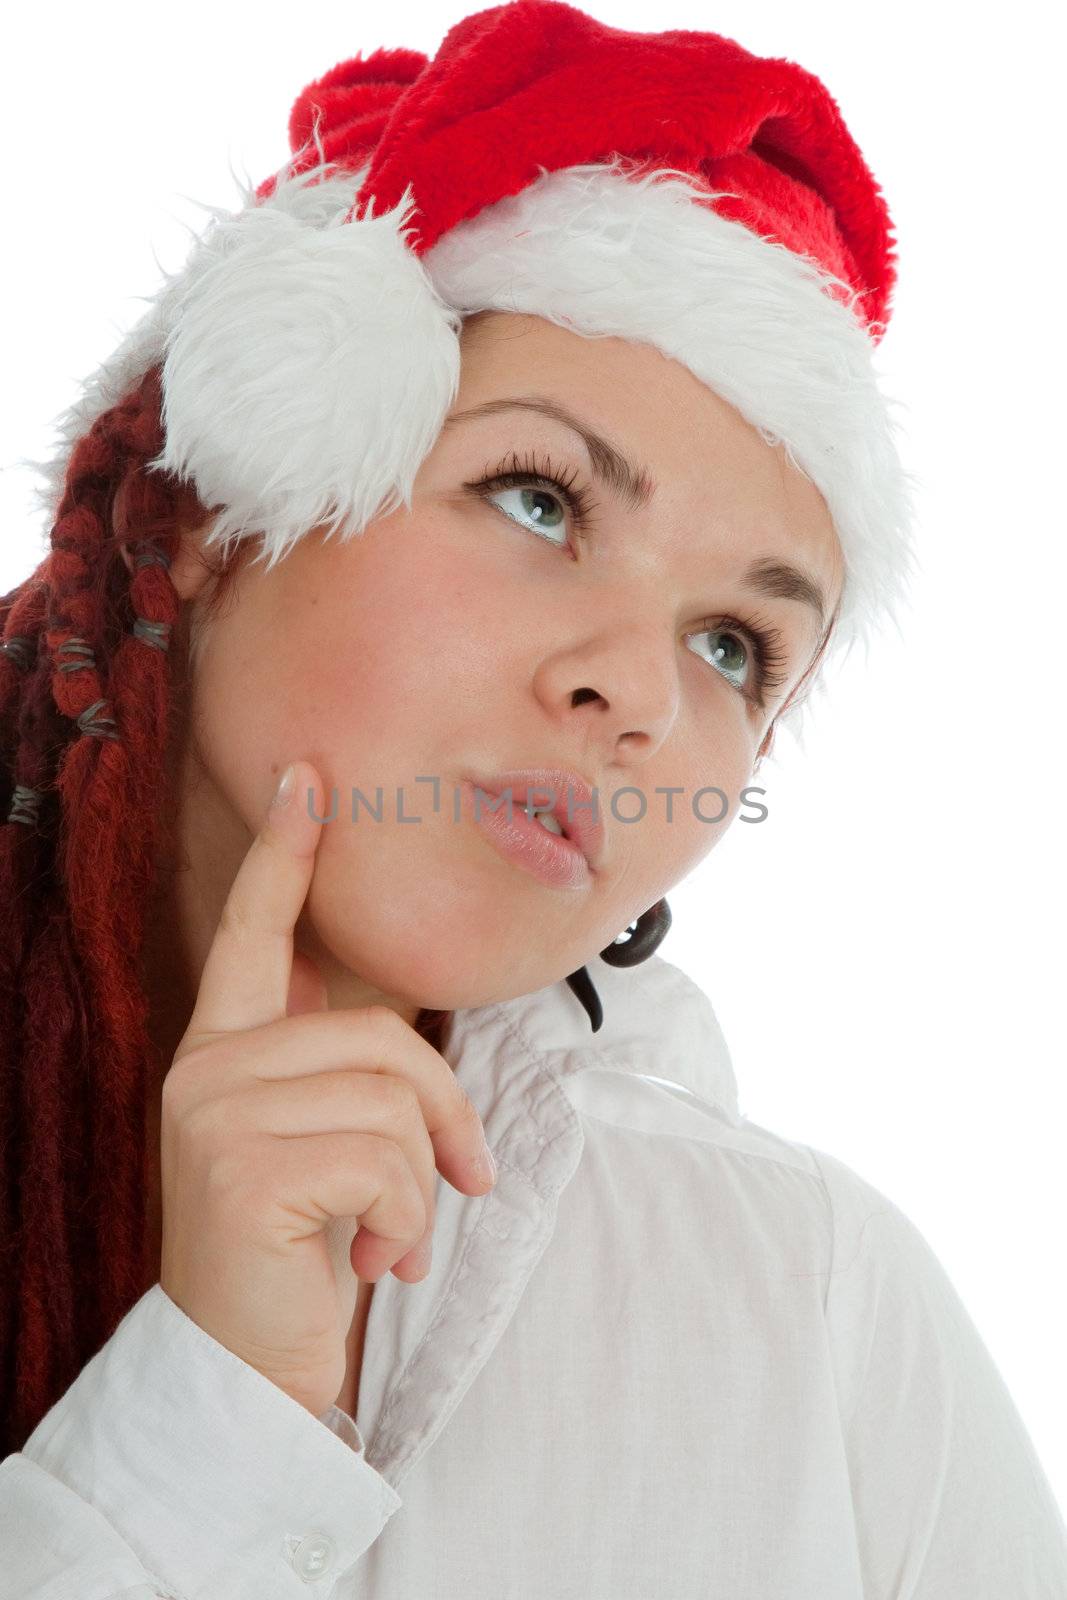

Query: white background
left=2, top=0, right=1064, bottom=1509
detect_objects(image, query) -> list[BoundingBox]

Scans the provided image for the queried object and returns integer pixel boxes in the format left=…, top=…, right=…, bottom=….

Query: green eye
left=687, top=625, right=751, bottom=691
left=488, top=484, right=569, bottom=545
left=686, top=613, right=792, bottom=712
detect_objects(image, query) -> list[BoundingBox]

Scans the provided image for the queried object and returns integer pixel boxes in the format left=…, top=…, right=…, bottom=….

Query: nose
left=532, top=621, right=681, bottom=767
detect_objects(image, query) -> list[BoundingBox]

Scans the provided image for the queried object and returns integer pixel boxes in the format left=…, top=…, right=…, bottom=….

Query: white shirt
left=2, top=954, right=1065, bottom=1598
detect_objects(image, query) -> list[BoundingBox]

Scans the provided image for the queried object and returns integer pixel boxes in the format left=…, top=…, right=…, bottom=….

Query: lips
left=466, top=767, right=606, bottom=872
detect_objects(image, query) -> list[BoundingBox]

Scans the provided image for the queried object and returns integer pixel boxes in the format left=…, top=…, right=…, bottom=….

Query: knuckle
left=373, top=1132, right=409, bottom=1181
left=170, top=1032, right=231, bottom=1088
left=377, top=1140, right=426, bottom=1221
left=160, top=1066, right=203, bottom=1132
left=361, top=998, right=406, bottom=1036
left=360, top=1002, right=403, bottom=1034
left=162, top=1050, right=206, bottom=1108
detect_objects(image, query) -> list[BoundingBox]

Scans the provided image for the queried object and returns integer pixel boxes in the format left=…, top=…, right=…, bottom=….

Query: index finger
left=186, top=759, right=327, bottom=1038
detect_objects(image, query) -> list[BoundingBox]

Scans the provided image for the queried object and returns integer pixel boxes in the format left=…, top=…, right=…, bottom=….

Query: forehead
left=456, top=311, right=845, bottom=608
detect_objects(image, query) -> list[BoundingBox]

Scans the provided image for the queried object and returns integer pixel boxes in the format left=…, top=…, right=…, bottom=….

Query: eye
left=686, top=613, right=790, bottom=712
left=489, top=483, right=569, bottom=546
left=464, top=450, right=598, bottom=550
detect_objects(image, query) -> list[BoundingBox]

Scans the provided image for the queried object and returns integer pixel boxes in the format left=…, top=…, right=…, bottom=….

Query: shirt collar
left=441, top=953, right=740, bottom=1121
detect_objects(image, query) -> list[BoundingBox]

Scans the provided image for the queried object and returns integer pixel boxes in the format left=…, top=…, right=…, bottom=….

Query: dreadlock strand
left=0, top=365, right=201, bottom=1455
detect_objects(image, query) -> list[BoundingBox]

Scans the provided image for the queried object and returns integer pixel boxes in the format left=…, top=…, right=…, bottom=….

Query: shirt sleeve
left=0, top=1282, right=402, bottom=1599
left=807, top=1143, right=1067, bottom=1599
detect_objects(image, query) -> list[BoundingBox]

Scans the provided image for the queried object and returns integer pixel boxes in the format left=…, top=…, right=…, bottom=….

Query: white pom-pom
left=153, top=177, right=463, bottom=571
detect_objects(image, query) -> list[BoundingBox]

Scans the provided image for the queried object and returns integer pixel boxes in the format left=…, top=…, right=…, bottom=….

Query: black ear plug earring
left=564, top=896, right=672, bottom=1033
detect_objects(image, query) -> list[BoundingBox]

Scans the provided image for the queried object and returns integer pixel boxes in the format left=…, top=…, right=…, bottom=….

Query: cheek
left=278, top=544, right=519, bottom=774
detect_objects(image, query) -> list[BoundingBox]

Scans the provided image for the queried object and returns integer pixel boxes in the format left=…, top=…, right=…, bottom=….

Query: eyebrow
left=740, top=557, right=827, bottom=633
left=443, top=394, right=656, bottom=512
left=443, top=394, right=828, bottom=632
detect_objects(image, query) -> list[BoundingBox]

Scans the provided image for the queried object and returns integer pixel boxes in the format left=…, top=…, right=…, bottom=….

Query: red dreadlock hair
left=0, top=364, right=450, bottom=1457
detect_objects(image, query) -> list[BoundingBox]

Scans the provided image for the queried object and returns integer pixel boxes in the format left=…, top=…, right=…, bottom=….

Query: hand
left=157, top=759, right=496, bottom=1418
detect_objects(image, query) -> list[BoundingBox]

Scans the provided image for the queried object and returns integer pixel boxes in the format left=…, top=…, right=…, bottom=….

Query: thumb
left=286, top=949, right=330, bottom=1017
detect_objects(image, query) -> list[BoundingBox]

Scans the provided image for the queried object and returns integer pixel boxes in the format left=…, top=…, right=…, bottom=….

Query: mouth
left=463, top=767, right=606, bottom=888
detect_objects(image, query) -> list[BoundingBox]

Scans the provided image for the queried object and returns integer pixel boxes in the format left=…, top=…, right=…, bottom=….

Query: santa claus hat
left=30, top=0, right=917, bottom=694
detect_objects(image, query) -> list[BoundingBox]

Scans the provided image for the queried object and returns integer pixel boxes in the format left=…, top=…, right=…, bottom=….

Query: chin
left=307, top=848, right=600, bottom=1012
left=371, top=935, right=567, bottom=1014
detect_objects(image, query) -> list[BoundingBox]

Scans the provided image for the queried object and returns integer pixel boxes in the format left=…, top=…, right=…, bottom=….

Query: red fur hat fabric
left=33, top=0, right=917, bottom=705
left=267, top=0, right=897, bottom=340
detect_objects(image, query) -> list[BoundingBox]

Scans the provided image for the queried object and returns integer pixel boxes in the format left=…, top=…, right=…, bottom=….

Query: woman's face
left=172, top=310, right=844, bottom=1015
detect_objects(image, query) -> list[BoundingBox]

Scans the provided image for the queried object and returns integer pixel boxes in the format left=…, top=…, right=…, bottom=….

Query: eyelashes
left=463, top=450, right=792, bottom=712
left=699, top=611, right=791, bottom=709
left=465, top=449, right=600, bottom=536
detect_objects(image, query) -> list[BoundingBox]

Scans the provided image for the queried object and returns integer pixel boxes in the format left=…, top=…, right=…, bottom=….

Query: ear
left=117, top=506, right=225, bottom=603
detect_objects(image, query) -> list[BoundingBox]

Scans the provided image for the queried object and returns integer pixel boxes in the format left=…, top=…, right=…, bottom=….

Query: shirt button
left=291, top=1531, right=337, bottom=1583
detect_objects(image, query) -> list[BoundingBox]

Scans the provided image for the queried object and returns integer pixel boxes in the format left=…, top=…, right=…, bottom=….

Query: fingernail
left=272, top=763, right=295, bottom=811
left=411, top=1236, right=433, bottom=1275
left=470, top=1143, right=498, bottom=1187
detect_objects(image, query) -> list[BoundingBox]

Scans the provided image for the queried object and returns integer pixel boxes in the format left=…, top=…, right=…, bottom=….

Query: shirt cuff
left=21, top=1283, right=402, bottom=1598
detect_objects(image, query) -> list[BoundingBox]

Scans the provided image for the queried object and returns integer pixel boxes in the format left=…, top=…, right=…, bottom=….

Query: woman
left=2, top=3, right=1065, bottom=1595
